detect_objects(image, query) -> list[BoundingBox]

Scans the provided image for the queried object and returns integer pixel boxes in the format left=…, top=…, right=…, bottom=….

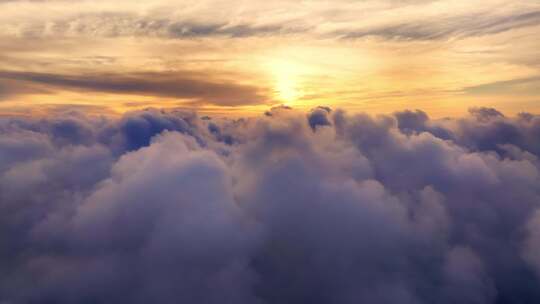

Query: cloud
left=0, top=78, right=50, bottom=100
left=0, top=70, right=268, bottom=106
left=1, top=106, right=540, bottom=303
left=0, top=10, right=306, bottom=39
left=3, top=2, right=539, bottom=43
left=464, top=76, right=540, bottom=96
left=524, top=210, right=540, bottom=275
left=307, top=106, right=332, bottom=130
left=337, top=10, right=540, bottom=41
left=394, top=107, right=540, bottom=157
left=166, top=21, right=304, bottom=38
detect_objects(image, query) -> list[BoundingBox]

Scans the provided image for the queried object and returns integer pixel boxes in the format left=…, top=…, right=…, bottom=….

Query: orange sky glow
left=1, top=0, right=539, bottom=117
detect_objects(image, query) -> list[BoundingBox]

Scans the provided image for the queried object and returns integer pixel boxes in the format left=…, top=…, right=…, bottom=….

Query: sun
left=276, top=73, right=300, bottom=102
left=265, top=59, right=305, bottom=105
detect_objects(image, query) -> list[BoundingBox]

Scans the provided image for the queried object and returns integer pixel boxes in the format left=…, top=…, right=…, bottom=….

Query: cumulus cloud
left=1, top=106, right=540, bottom=303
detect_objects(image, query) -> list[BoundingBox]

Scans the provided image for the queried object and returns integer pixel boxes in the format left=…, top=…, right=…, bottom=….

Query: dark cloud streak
left=0, top=70, right=268, bottom=106
left=337, top=10, right=540, bottom=41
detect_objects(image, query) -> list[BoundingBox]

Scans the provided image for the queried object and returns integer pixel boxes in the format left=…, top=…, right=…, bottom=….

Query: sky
left=1, top=0, right=540, bottom=117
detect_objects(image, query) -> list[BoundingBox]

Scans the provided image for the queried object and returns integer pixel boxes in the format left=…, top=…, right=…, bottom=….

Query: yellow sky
left=1, top=0, right=539, bottom=117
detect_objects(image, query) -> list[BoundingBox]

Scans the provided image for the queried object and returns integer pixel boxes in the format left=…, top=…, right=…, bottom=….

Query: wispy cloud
left=465, top=76, right=540, bottom=95
left=0, top=70, right=269, bottom=106
left=336, top=10, right=540, bottom=41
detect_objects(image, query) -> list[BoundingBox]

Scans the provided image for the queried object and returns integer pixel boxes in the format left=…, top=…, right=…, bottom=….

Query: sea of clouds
left=1, top=106, right=540, bottom=303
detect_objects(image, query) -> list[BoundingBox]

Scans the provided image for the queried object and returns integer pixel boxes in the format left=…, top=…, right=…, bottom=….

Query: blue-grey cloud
left=2, top=12, right=307, bottom=39
left=5, top=6, right=539, bottom=42
left=1, top=106, right=540, bottom=303
left=337, top=10, right=540, bottom=41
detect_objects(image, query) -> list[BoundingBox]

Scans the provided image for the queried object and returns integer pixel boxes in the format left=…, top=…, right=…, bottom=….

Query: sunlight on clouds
left=0, top=0, right=539, bottom=116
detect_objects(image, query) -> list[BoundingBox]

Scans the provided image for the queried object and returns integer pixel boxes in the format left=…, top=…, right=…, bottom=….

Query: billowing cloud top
left=0, top=0, right=539, bottom=116
left=1, top=106, right=540, bottom=303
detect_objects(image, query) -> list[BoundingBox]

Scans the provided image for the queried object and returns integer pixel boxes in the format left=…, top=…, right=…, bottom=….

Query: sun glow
left=276, top=76, right=299, bottom=103
left=265, top=59, right=306, bottom=105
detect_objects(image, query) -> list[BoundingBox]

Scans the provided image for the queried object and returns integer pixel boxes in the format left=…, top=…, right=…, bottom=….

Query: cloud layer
left=2, top=0, right=539, bottom=41
left=1, top=106, right=540, bottom=303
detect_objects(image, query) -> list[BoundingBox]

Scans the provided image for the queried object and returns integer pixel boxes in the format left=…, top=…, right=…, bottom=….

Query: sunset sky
left=1, top=0, right=540, bottom=117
